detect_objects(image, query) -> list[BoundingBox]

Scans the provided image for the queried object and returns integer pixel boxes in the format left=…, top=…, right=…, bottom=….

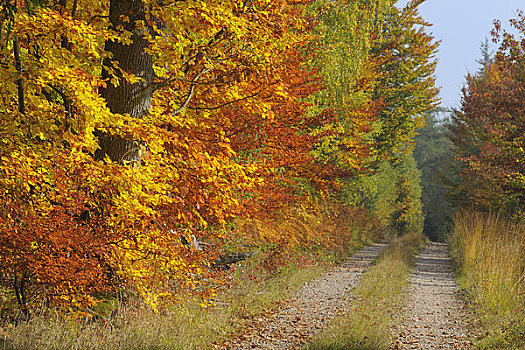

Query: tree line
left=0, top=0, right=437, bottom=314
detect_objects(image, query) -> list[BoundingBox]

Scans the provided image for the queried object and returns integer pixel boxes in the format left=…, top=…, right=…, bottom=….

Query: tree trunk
left=96, top=0, right=154, bottom=163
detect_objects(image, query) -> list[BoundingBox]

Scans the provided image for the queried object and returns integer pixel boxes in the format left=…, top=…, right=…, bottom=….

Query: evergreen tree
left=475, top=38, right=494, bottom=76
left=414, top=109, right=453, bottom=241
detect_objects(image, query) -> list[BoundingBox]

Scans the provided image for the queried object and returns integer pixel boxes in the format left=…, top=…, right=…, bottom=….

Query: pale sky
left=397, top=0, right=522, bottom=108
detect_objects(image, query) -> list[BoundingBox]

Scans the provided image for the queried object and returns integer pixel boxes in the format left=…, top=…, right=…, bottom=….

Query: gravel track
left=392, top=242, right=477, bottom=349
left=226, top=243, right=387, bottom=350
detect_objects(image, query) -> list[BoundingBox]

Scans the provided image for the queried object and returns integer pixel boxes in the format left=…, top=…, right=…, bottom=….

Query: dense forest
left=8, top=0, right=525, bottom=349
left=0, top=0, right=437, bottom=314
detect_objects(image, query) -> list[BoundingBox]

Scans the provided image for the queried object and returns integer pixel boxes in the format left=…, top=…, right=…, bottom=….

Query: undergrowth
left=451, top=211, right=525, bottom=349
left=0, top=200, right=382, bottom=350
left=303, top=230, right=426, bottom=350
left=0, top=265, right=324, bottom=350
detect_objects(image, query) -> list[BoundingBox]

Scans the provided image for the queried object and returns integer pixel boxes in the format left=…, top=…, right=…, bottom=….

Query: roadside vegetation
left=0, top=260, right=325, bottom=350
left=304, top=231, right=426, bottom=350
left=442, top=11, right=525, bottom=349
left=451, top=212, right=525, bottom=348
left=0, top=0, right=437, bottom=348
left=0, top=200, right=380, bottom=350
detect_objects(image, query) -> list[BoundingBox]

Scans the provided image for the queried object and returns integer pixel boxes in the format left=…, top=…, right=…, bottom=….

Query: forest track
left=223, top=243, right=387, bottom=350
left=392, top=242, right=478, bottom=349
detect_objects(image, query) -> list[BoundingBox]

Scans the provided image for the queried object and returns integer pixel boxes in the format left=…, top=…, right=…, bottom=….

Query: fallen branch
left=211, top=250, right=259, bottom=270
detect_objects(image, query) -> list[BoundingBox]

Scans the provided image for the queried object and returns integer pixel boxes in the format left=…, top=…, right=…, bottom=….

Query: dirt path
left=392, top=242, right=477, bottom=349
left=224, top=243, right=387, bottom=350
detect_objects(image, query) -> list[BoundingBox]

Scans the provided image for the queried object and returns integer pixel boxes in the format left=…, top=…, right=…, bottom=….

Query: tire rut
left=392, top=242, right=477, bottom=349
left=225, top=243, right=387, bottom=350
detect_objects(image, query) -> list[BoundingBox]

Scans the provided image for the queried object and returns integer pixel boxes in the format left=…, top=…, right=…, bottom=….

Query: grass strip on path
left=303, top=231, right=426, bottom=350
left=227, top=243, right=387, bottom=349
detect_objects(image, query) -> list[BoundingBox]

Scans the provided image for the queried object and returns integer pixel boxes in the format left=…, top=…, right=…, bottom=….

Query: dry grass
left=0, top=199, right=383, bottom=350
left=303, top=231, right=426, bottom=350
left=0, top=263, right=325, bottom=350
left=451, top=211, right=525, bottom=348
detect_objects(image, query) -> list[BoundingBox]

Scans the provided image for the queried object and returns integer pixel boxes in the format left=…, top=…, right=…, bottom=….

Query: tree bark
left=96, top=0, right=154, bottom=164
left=13, top=37, right=25, bottom=115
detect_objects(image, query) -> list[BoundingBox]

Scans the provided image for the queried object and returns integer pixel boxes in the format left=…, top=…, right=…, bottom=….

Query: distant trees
left=369, top=154, right=423, bottom=236
left=308, top=0, right=439, bottom=173
left=325, top=0, right=438, bottom=237
left=413, top=109, right=452, bottom=241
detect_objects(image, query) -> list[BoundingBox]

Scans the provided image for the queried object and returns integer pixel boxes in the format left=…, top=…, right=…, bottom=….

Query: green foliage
left=475, top=38, right=494, bottom=76
left=307, top=0, right=387, bottom=173
left=414, top=109, right=453, bottom=241
left=391, top=153, right=424, bottom=235
left=310, top=0, right=435, bottom=238
left=308, top=0, right=379, bottom=110
left=371, top=0, right=440, bottom=155
left=344, top=152, right=424, bottom=236
left=371, top=161, right=399, bottom=230
left=308, top=0, right=439, bottom=173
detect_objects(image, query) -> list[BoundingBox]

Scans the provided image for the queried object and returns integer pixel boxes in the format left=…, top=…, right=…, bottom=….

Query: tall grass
left=451, top=211, right=525, bottom=348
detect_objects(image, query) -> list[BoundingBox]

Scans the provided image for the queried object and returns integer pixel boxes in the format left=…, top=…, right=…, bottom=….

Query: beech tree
left=95, top=0, right=154, bottom=163
left=308, top=0, right=388, bottom=175
left=0, top=0, right=326, bottom=311
left=448, top=13, right=525, bottom=217
left=0, top=0, right=438, bottom=314
left=371, top=0, right=439, bottom=156
left=317, top=0, right=437, bottom=237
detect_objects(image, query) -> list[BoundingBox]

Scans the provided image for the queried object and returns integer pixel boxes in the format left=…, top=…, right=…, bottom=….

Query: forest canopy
left=0, top=0, right=438, bottom=313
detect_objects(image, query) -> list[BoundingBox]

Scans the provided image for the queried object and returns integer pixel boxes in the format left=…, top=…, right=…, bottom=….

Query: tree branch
left=72, top=0, right=78, bottom=18
left=188, top=88, right=266, bottom=111
left=13, top=37, right=25, bottom=115
left=172, top=67, right=210, bottom=115
left=88, top=15, right=109, bottom=25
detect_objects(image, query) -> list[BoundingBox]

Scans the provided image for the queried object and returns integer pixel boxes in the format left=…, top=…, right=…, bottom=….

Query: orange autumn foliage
left=0, top=0, right=438, bottom=314
left=0, top=0, right=341, bottom=312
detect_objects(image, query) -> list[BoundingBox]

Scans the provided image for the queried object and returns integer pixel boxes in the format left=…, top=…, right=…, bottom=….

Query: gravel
left=391, top=242, right=478, bottom=349
left=227, top=243, right=387, bottom=349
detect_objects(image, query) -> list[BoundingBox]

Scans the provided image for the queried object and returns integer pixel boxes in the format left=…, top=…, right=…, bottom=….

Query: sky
left=397, top=0, right=522, bottom=109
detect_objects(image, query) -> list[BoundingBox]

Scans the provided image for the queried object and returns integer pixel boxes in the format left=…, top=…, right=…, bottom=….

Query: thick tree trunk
left=96, top=0, right=154, bottom=163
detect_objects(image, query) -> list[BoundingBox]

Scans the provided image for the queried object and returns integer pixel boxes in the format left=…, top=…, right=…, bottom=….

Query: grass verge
left=0, top=200, right=380, bottom=350
left=303, top=231, right=426, bottom=350
left=451, top=211, right=525, bottom=349
left=0, top=263, right=326, bottom=350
